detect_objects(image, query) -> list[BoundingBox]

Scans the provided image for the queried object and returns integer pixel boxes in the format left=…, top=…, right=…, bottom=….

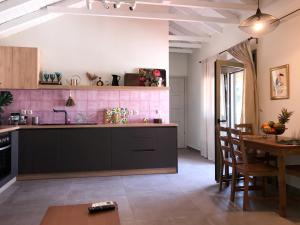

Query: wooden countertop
left=0, top=126, right=20, bottom=134
left=0, top=123, right=177, bottom=133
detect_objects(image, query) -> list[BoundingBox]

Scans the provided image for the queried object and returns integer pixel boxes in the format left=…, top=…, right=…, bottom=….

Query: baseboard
left=17, top=168, right=177, bottom=181
left=0, top=177, right=16, bottom=194
left=187, top=146, right=201, bottom=152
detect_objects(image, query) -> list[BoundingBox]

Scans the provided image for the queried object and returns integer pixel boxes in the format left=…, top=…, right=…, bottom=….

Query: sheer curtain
left=228, top=41, right=259, bottom=133
left=200, top=56, right=217, bottom=161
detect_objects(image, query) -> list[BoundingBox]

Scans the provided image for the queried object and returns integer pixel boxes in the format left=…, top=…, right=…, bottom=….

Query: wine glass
left=50, top=73, right=56, bottom=83
left=55, top=72, right=62, bottom=84
left=44, top=73, right=50, bottom=82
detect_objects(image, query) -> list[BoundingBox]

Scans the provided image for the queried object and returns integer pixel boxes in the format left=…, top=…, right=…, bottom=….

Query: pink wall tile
left=130, top=91, right=140, bottom=101
left=119, top=91, right=130, bottom=101
left=2, top=89, right=169, bottom=125
left=74, top=90, right=88, bottom=101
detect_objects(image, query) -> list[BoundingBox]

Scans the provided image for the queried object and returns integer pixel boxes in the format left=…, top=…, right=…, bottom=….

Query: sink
left=39, top=122, right=98, bottom=126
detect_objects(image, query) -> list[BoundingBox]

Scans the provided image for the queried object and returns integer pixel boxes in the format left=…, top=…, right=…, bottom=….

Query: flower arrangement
left=104, top=107, right=129, bottom=124
left=139, top=69, right=163, bottom=87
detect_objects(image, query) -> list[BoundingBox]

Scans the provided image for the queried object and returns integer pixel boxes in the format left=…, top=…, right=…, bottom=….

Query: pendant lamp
left=239, top=0, right=280, bottom=37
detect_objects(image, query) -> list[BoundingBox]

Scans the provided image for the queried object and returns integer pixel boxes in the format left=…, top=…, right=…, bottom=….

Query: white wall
left=186, top=0, right=300, bottom=187
left=258, top=13, right=300, bottom=188
left=186, top=53, right=202, bottom=150
left=169, top=53, right=188, bottom=77
left=0, top=15, right=169, bottom=85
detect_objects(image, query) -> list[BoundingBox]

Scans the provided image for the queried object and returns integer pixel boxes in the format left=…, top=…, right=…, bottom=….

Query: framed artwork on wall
left=270, top=64, right=290, bottom=100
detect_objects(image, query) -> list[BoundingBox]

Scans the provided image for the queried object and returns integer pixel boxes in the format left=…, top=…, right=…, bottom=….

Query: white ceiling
left=0, top=0, right=278, bottom=53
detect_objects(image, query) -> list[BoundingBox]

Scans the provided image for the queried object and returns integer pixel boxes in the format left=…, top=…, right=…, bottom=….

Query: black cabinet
left=18, top=126, right=177, bottom=175
left=60, top=128, right=111, bottom=172
left=19, top=129, right=60, bottom=174
left=111, top=127, right=177, bottom=170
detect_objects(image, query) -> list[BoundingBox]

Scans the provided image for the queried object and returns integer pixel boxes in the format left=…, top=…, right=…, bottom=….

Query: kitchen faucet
left=53, top=109, right=69, bottom=124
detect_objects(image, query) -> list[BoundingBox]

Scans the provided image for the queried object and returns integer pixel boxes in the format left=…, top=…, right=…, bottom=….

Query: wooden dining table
left=243, top=135, right=300, bottom=217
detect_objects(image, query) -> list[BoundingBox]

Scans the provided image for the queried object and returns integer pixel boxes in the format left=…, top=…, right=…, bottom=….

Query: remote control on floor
left=88, top=201, right=116, bottom=213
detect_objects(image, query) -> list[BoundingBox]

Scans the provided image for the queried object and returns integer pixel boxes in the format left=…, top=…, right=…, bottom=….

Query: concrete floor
left=0, top=149, right=300, bottom=225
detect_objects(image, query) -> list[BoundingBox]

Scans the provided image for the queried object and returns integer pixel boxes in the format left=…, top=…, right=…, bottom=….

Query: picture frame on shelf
left=270, top=64, right=289, bottom=100
left=138, top=68, right=166, bottom=87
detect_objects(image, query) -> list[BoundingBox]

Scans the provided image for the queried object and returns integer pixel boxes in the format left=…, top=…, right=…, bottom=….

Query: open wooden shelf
left=38, top=85, right=169, bottom=91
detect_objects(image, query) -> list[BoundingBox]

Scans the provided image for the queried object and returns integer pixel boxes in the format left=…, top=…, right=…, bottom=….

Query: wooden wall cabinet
left=0, top=46, right=39, bottom=89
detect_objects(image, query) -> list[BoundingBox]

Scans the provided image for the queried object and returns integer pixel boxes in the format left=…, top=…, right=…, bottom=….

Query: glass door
left=215, top=60, right=244, bottom=181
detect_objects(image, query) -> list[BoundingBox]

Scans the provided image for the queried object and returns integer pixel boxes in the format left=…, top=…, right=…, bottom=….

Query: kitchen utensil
left=66, top=90, right=75, bottom=107
left=112, top=75, right=121, bottom=86
left=8, top=113, right=20, bottom=125
left=32, top=116, right=39, bottom=125
left=67, top=75, right=81, bottom=86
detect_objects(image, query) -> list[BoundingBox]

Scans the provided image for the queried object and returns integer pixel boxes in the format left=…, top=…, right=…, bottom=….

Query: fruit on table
left=261, top=108, right=293, bottom=135
left=278, top=108, right=293, bottom=124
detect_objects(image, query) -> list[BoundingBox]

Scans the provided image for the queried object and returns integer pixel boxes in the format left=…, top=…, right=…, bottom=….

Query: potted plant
left=0, top=91, right=13, bottom=125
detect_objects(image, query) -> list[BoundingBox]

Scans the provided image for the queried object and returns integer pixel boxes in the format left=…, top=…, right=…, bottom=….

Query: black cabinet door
left=59, top=128, right=111, bottom=172
left=11, top=131, right=19, bottom=177
left=111, top=127, right=177, bottom=170
left=19, top=129, right=60, bottom=174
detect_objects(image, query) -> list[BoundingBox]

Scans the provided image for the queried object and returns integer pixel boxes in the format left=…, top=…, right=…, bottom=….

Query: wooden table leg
left=277, top=154, right=287, bottom=217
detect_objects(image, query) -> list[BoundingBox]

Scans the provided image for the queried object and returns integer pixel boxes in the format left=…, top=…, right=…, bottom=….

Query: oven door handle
left=0, top=145, right=11, bottom=151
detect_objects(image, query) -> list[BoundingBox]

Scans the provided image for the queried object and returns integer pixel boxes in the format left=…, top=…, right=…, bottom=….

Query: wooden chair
left=235, top=123, right=253, bottom=135
left=235, top=123, right=274, bottom=163
left=229, top=128, right=278, bottom=210
left=216, top=125, right=233, bottom=191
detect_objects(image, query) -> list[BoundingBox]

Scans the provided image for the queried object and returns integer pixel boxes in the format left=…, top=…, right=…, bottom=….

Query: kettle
left=112, top=75, right=121, bottom=86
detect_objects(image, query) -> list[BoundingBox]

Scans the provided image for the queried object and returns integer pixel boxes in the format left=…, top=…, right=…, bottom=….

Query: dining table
left=243, top=135, right=300, bottom=217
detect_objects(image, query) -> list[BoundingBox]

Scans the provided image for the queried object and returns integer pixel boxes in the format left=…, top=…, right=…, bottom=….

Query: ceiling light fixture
left=86, top=0, right=136, bottom=11
left=239, top=0, right=280, bottom=37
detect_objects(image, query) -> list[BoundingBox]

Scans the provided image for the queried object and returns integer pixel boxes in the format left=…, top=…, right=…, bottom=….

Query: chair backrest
left=229, top=128, right=248, bottom=165
left=235, top=123, right=253, bottom=135
left=216, top=125, right=232, bottom=162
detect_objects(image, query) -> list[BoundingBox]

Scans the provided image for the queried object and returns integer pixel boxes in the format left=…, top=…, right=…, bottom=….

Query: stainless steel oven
left=0, top=133, right=11, bottom=181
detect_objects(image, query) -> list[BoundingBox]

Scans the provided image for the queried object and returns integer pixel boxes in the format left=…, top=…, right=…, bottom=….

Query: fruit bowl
left=261, top=109, right=293, bottom=136
left=261, top=122, right=286, bottom=135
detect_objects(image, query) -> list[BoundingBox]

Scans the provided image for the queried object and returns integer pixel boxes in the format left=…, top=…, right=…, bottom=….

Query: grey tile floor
left=0, top=149, right=300, bottom=225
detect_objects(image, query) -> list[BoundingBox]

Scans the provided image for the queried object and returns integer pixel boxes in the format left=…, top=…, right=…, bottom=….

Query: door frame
left=169, top=76, right=187, bottom=148
left=214, top=60, right=244, bottom=182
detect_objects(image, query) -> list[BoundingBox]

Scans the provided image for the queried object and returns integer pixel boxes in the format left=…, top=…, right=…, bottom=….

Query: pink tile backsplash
left=2, top=89, right=170, bottom=124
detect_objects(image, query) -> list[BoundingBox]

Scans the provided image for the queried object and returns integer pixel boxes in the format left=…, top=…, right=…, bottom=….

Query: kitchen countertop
left=0, top=126, right=20, bottom=134
left=0, top=123, right=177, bottom=133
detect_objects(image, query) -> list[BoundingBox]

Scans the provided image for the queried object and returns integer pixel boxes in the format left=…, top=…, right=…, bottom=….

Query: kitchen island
left=1, top=123, right=177, bottom=180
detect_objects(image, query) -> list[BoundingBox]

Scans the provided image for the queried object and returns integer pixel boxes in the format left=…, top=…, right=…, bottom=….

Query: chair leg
left=262, top=176, right=266, bottom=197
left=230, top=167, right=236, bottom=202
left=225, top=164, right=230, bottom=187
left=253, top=176, right=257, bottom=187
left=219, top=162, right=224, bottom=192
left=243, top=175, right=250, bottom=211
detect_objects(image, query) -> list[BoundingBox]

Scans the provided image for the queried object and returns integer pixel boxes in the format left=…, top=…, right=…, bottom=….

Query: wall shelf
left=38, top=85, right=169, bottom=91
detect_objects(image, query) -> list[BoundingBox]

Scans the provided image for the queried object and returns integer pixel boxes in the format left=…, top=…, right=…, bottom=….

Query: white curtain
left=200, top=56, right=217, bottom=161
left=228, top=41, right=259, bottom=133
